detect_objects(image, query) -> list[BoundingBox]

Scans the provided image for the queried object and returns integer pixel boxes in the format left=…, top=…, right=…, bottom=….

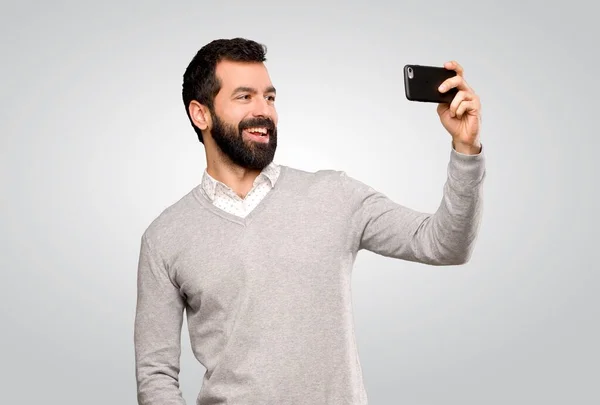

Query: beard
left=209, top=110, right=278, bottom=171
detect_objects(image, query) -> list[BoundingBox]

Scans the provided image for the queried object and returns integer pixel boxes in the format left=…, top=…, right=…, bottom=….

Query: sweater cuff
left=447, top=142, right=486, bottom=184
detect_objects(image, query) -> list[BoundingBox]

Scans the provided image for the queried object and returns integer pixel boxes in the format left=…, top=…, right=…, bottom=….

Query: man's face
left=208, top=60, right=278, bottom=170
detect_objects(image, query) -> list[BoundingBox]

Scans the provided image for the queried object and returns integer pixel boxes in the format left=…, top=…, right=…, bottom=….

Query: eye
left=266, top=95, right=276, bottom=102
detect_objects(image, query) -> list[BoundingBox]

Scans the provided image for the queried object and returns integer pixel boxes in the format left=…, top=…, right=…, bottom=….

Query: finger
left=455, top=98, right=480, bottom=119
left=439, top=75, right=471, bottom=93
left=449, top=90, right=473, bottom=117
left=444, top=60, right=464, bottom=76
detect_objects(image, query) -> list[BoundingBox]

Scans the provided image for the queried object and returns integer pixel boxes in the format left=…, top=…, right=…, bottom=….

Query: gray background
left=1, top=1, right=598, bottom=404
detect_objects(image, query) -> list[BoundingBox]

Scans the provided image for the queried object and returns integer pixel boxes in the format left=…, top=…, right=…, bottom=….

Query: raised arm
left=134, top=233, right=187, bottom=404
left=343, top=145, right=485, bottom=265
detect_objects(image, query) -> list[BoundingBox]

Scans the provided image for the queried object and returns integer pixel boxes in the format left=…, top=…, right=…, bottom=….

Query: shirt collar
left=201, top=161, right=281, bottom=201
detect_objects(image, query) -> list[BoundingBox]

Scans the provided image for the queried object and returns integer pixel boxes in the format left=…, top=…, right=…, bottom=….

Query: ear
left=189, top=100, right=212, bottom=131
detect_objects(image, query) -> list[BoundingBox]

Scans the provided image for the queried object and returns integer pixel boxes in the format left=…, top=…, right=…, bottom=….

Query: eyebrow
left=232, top=85, right=277, bottom=95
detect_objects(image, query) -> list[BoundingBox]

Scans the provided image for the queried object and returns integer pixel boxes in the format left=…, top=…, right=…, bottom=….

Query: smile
left=243, top=127, right=270, bottom=143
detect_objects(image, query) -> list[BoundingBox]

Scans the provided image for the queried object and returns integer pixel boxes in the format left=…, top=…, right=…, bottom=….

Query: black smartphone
left=404, top=64, right=457, bottom=104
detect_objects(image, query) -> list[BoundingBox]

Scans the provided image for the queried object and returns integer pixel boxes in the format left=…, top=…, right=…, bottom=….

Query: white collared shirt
left=200, top=162, right=281, bottom=218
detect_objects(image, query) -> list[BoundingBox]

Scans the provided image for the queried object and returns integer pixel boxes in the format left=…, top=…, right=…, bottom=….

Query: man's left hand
left=437, top=60, right=481, bottom=155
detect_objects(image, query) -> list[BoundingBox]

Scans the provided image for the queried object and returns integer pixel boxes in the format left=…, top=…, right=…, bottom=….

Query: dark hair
left=182, top=38, right=268, bottom=143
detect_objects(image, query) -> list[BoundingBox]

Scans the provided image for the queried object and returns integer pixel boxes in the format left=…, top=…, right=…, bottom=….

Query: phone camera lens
left=407, top=67, right=414, bottom=79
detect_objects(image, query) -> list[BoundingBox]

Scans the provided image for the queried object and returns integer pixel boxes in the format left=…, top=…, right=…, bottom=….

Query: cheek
left=219, top=106, right=247, bottom=127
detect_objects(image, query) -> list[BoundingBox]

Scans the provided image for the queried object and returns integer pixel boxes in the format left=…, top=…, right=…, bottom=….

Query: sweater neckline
left=192, top=164, right=289, bottom=227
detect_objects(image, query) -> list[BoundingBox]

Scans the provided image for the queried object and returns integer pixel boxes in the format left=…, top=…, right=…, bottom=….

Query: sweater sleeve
left=342, top=145, right=486, bottom=265
left=134, top=233, right=187, bottom=404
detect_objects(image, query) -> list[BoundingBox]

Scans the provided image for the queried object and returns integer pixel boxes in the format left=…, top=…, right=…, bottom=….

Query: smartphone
left=404, top=64, right=457, bottom=104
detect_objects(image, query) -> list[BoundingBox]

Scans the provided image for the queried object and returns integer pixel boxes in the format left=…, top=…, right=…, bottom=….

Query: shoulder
left=283, top=164, right=373, bottom=192
left=280, top=164, right=346, bottom=187
left=140, top=185, right=202, bottom=249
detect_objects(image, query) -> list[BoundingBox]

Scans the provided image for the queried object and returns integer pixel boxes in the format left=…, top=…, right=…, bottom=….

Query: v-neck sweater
left=200, top=161, right=281, bottom=218
left=134, top=147, right=486, bottom=405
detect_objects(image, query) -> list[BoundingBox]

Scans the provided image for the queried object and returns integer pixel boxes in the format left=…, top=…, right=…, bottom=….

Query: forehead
left=215, top=60, right=273, bottom=92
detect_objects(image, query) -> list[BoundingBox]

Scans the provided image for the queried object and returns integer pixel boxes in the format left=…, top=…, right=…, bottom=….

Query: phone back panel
left=404, top=64, right=457, bottom=103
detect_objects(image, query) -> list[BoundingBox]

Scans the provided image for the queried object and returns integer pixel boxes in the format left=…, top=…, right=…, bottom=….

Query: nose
left=251, top=96, right=273, bottom=118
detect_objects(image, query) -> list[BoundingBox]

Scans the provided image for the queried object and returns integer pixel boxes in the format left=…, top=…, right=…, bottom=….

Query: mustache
left=238, top=117, right=276, bottom=132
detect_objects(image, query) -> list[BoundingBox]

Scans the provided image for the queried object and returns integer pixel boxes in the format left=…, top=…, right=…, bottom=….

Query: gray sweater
left=134, top=147, right=486, bottom=404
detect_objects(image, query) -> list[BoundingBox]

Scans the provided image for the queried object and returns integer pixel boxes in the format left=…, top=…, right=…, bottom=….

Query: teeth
left=246, top=127, right=268, bottom=134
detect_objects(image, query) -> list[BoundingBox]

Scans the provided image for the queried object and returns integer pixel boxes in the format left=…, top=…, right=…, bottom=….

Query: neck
left=205, top=154, right=263, bottom=199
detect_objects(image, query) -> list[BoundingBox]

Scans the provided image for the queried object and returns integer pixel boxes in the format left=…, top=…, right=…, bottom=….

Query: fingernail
left=438, top=85, right=445, bottom=92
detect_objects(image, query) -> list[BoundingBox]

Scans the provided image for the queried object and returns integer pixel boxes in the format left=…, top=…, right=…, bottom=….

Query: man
left=134, top=38, right=485, bottom=405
